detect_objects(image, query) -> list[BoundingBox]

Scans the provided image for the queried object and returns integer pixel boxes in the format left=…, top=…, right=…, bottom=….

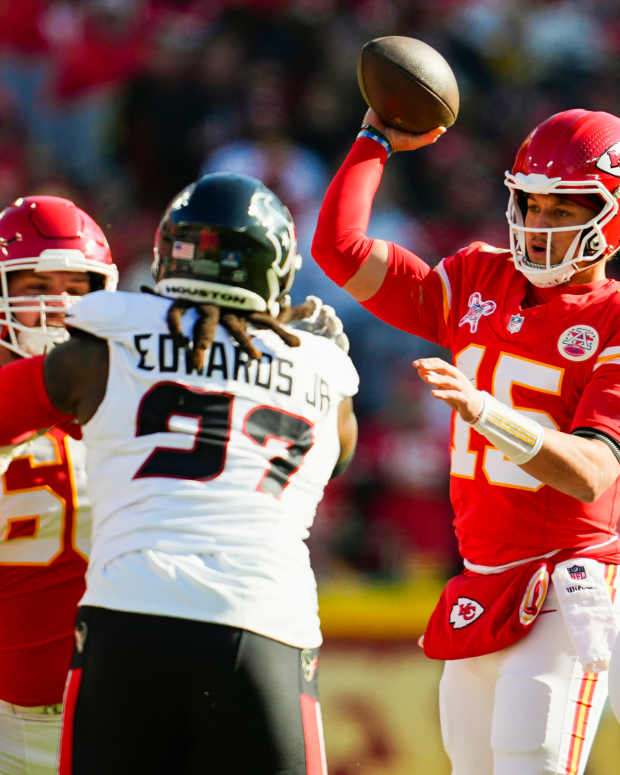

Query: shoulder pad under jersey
left=65, top=291, right=167, bottom=340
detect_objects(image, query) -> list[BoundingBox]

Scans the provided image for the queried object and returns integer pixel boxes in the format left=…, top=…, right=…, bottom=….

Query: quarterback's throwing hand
left=413, top=357, right=483, bottom=423
left=363, top=109, right=446, bottom=153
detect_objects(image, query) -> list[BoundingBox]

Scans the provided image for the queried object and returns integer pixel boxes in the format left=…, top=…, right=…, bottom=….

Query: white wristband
left=470, top=391, right=544, bottom=465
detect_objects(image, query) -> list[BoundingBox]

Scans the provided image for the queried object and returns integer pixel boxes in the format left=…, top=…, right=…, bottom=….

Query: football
left=357, top=36, right=459, bottom=133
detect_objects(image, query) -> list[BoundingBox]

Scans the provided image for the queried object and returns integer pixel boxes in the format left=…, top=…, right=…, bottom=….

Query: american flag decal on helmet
left=172, top=241, right=195, bottom=260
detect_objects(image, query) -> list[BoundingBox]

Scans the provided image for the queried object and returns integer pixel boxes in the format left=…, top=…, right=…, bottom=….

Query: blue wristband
left=356, top=125, right=392, bottom=158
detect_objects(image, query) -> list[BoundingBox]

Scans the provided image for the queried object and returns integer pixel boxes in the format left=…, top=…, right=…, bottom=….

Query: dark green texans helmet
left=152, top=172, right=302, bottom=315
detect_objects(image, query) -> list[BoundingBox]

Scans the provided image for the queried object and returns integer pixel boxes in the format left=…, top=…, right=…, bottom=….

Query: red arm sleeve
left=311, top=137, right=388, bottom=286
left=0, top=355, right=75, bottom=445
left=312, top=136, right=445, bottom=342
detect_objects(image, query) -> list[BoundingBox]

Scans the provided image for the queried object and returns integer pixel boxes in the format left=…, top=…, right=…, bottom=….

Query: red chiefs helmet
left=504, top=109, right=620, bottom=287
left=0, top=195, right=118, bottom=358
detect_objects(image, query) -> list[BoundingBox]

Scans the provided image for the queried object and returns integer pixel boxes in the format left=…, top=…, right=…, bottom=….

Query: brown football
left=357, top=36, right=459, bottom=133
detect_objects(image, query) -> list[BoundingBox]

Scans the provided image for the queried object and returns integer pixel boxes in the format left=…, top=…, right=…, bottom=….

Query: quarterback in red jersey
left=0, top=195, right=117, bottom=774
left=312, top=109, right=620, bottom=774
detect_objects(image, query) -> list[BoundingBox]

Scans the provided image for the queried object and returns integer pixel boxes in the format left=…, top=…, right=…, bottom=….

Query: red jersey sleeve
left=571, top=358, right=620, bottom=444
left=361, top=241, right=448, bottom=345
left=362, top=241, right=501, bottom=349
left=0, top=356, right=74, bottom=444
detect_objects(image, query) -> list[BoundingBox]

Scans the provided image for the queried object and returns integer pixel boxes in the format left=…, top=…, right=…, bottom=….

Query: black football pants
left=60, top=606, right=325, bottom=774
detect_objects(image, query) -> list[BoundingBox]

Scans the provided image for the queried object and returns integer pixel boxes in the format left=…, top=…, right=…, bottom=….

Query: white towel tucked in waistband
left=552, top=557, right=618, bottom=673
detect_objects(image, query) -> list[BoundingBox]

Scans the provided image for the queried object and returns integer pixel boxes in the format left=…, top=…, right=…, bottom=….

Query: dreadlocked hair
left=277, top=298, right=315, bottom=324
left=165, top=298, right=311, bottom=370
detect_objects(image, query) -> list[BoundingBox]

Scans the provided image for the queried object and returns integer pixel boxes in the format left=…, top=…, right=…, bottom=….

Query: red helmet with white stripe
left=0, top=195, right=118, bottom=357
left=505, top=109, right=620, bottom=287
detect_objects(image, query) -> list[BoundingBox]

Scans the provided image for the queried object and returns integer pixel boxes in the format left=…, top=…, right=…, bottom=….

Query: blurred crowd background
left=2, top=0, right=620, bottom=587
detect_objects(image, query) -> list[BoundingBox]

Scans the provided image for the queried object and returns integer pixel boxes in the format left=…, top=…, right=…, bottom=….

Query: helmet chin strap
left=517, top=227, right=591, bottom=287
left=519, top=261, right=577, bottom=288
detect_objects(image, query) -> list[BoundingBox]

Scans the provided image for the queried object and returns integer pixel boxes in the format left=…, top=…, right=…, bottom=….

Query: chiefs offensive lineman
left=0, top=196, right=118, bottom=774
left=311, top=109, right=620, bottom=774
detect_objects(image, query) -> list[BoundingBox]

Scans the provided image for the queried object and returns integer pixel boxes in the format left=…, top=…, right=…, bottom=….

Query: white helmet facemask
left=0, top=292, right=81, bottom=358
left=505, top=172, right=616, bottom=287
left=0, top=249, right=116, bottom=359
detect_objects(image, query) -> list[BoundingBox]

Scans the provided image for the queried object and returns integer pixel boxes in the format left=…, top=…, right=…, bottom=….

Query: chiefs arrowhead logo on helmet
left=596, top=141, right=620, bottom=176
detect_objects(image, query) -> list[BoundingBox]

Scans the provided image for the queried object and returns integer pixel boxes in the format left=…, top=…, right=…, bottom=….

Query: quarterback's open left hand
left=413, top=356, right=483, bottom=423
left=291, top=295, right=350, bottom=354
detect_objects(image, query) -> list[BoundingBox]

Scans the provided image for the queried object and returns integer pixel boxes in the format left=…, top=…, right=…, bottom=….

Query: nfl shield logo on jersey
left=449, top=596, right=484, bottom=629
left=507, top=314, right=524, bottom=333
left=567, top=564, right=587, bottom=580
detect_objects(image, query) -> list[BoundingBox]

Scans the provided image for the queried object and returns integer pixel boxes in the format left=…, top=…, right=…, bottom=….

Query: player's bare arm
left=43, top=331, right=109, bottom=424
left=414, top=356, right=620, bottom=502
left=519, top=431, right=619, bottom=503
left=332, top=396, right=358, bottom=478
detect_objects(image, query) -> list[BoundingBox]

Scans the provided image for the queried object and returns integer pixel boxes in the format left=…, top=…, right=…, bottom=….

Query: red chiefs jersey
left=365, top=241, right=620, bottom=566
left=0, top=427, right=90, bottom=705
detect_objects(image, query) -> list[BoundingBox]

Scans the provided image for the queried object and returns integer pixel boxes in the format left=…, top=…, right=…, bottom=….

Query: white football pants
left=0, top=701, right=62, bottom=775
left=607, top=632, right=620, bottom=723
left=439, top=579, right=618, bottom=775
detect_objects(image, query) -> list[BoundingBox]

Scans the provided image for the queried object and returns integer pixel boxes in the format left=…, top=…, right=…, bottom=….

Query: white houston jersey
left=65, top=290, right=358, bottom=647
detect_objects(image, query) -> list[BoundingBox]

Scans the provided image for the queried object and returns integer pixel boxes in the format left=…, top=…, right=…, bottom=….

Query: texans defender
left=0, top=196, right=117, bottom=775
left=0, top=173, right=358, bottom=774
left=312, top=109, right=620, bottom=775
